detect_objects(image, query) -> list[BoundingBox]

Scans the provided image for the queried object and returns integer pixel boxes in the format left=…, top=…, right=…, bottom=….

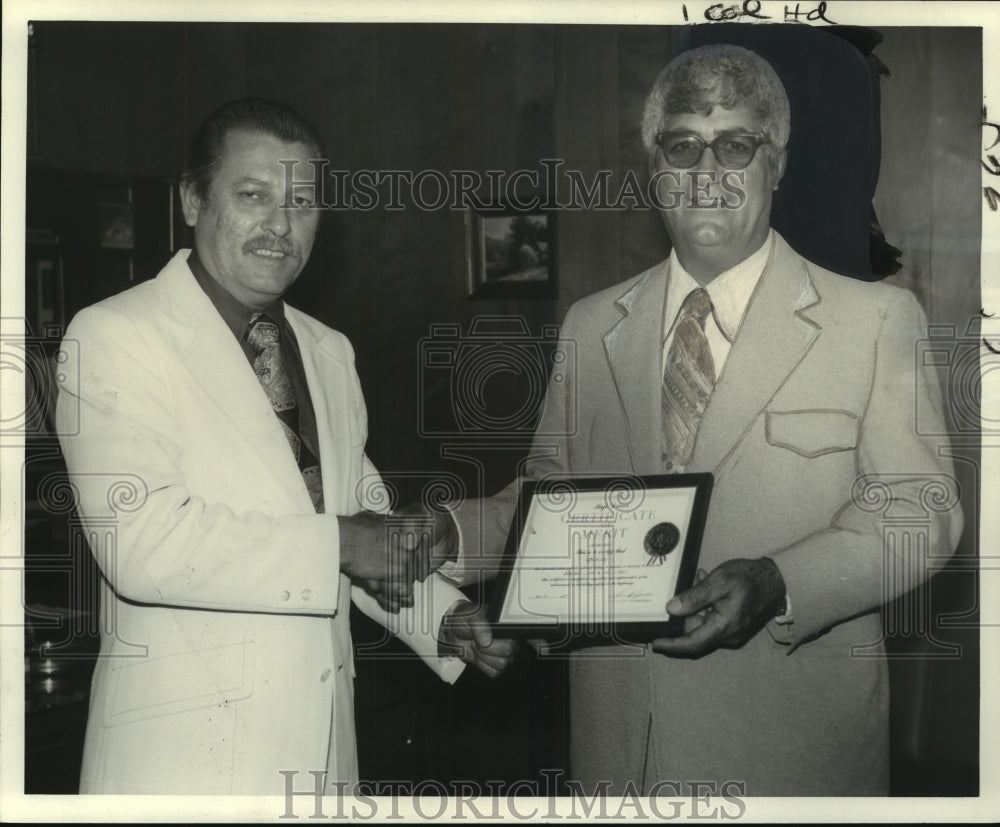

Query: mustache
left=244, top=239, right=296, bottom=257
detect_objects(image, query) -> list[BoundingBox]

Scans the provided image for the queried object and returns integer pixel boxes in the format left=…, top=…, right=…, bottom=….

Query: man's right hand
left=393, top=501, right=458, bottom=574
left=338, top=510, right=439, bottom=606
left=338, top=503, right=458, bottom=613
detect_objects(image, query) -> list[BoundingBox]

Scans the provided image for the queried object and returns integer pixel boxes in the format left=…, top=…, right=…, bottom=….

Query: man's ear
left=178, top=177, right=203, bottom=228
left=769, top=148, right=788, bottom=191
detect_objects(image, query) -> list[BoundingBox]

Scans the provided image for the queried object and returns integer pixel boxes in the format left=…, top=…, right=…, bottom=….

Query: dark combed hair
left=182, top=98, right=326, bottom=200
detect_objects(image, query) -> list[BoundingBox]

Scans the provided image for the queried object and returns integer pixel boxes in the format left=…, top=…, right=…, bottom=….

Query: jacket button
left=320, top=668, right=332, bottom=682
left=279, top=590, right=290, bottom=602
left=301, top=588, right=311, bottom=601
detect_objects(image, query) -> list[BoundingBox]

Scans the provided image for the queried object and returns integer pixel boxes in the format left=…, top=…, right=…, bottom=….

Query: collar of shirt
left=186, top=248, right=287, bottom=340
left=661, top=230, right=774, bottom=378
left=185, top=248, right=322, bottom=486
left=664, top=229, right=774, bottom=345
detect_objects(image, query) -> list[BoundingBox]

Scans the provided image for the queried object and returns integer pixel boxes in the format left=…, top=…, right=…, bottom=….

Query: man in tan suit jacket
left=452, top=44, right=962, bottom=795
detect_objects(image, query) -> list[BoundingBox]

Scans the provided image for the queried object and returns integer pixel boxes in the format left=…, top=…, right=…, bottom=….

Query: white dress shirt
left=659, top=229, right=792, bottom=621
left=661, top=230, right=775, bottom=379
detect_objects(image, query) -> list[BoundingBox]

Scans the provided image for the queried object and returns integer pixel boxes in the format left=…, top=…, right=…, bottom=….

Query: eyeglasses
left=654, top=132, right=771, bottom=170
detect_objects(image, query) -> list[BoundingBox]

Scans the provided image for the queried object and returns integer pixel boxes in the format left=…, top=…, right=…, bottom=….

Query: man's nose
left=262, top=203, right=291, bottom=236
left=701, top=143, right=726, bottom=173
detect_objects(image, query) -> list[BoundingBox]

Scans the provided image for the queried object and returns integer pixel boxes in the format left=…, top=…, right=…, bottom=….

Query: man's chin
left=666, top=215, right=734, bottom=247
left=245, top=271, right=300, bottom=304
left=687, top=226, right=732, bottom=247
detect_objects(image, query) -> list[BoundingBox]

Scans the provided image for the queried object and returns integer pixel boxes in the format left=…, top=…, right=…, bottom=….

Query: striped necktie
left=661, top=287, right=716, bottom=470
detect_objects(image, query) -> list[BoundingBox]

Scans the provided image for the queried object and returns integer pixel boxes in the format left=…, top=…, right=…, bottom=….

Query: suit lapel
left=602, top=262, right=670, bottom=475
left=158, top=252, right=313, bottom=511
left=691, top=234, right=822, bottom=474
left=285, top=306, right=354, bottom=516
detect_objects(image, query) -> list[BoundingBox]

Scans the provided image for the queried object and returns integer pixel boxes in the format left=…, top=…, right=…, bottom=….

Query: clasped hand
left=341, top=511, right=517, bottom=677
left=339, top=503, right=457, bottom=612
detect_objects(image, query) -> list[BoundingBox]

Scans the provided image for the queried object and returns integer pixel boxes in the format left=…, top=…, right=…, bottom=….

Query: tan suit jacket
left=57, top=250, right=465, bottom=794
left=453, top=233, right=962, bottom=795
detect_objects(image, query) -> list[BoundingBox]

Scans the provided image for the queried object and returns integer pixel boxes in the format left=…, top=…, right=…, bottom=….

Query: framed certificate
left=488, top=473, right=713, bottom=642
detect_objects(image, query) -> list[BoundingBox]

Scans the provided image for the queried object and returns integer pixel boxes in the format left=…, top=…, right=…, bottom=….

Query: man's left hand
left=439, top=600, right=518, bottom=678
left=651, top=558, right=786, bottom=658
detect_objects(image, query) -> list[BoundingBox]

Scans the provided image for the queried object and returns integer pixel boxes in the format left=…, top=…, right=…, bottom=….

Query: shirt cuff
left=773, top=592, right=794, bottom=625
left=350, top=575, right=467, bottom=684
left=434, top=506, right=465, bottom=585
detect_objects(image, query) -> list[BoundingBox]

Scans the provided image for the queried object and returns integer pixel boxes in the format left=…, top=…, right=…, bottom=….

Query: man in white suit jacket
left=56, top=98, right=513, bottom=795
left=452, top=45, right=962, bottom=795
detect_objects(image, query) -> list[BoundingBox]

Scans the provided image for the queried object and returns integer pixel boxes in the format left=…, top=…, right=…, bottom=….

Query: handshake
left=338, top=504, right=516, bottom=678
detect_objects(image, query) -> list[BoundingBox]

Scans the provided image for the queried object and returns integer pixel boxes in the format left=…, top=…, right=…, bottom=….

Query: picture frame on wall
left=466, top=208, right=556, bottom=299
left=98, top=201, right=134, bottom=249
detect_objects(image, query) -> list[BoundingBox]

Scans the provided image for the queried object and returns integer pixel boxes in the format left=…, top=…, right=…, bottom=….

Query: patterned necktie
left=662, top=287, right=717, bottom=470
left=246, top=314, right=325, bottom=512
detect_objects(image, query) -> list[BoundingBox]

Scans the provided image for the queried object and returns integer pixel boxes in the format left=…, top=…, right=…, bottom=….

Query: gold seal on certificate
left=488, top=473, right=713, bottom=642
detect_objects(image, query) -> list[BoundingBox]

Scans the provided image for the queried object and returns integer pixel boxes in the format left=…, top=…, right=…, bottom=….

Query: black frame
left=465, top=208, right=556, bottom=300
left=487, top=473, right=713, bottom=643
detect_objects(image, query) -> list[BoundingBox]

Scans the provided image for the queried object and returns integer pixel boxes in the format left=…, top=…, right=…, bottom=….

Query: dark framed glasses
left=654, top=132, right=771, bottom=170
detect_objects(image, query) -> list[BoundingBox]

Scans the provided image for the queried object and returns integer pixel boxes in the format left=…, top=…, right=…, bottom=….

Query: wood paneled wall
left=872, top=27, right=982, bottom=785
left=27, top=22, right=981, bottom=790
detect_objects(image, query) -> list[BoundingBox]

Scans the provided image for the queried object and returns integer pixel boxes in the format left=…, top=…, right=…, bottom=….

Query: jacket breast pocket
left=103, top=641, right=254, bottom=727
left=764, top=409, right=860, bottom=458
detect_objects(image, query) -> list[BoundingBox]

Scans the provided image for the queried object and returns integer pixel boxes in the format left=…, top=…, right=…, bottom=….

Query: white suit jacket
left=56, top=250, right=465, bottom=795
